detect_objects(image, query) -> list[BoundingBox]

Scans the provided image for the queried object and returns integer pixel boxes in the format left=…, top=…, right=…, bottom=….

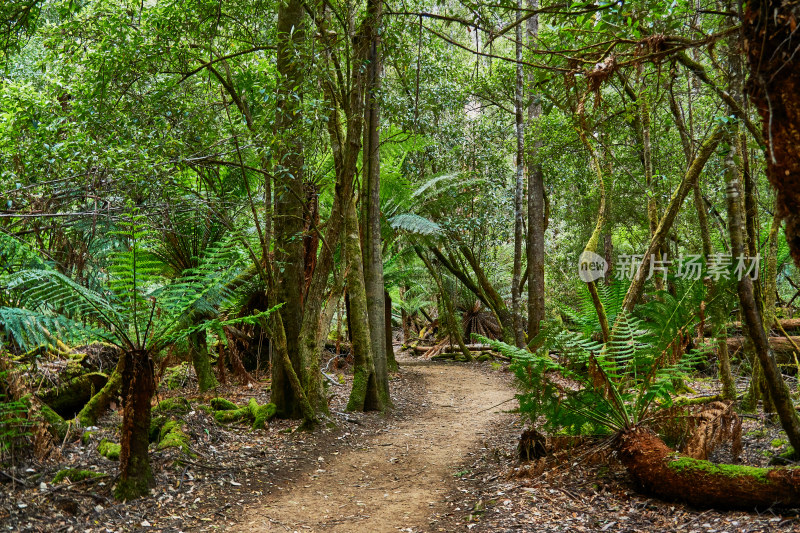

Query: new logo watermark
left=577, top=252, right=761, bottom=282
left=578, top=251, right=608, bottom=282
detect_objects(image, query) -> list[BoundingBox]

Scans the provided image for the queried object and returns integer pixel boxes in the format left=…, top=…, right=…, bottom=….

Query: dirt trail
left=232, top=362, right=514, bottom=533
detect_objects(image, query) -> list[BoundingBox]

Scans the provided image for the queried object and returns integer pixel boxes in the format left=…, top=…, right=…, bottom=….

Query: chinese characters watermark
left=609, top=253, right=760, bottom=281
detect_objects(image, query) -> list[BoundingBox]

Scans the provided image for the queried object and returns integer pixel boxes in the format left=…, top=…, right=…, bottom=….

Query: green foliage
left=481, top=283, right=706, bottom=436
left=560, top=279, right=628, bottom=338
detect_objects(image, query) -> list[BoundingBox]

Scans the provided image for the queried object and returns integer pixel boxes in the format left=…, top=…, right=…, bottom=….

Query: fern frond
left=389, top=214, right=443, bottom=236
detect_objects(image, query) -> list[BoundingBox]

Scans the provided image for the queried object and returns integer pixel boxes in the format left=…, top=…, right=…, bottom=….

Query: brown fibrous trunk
left=617, top=427, right=800, bottom=510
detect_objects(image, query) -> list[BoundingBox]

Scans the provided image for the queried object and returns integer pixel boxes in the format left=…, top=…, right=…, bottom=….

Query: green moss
left=98, top=438, right=121, bottom=460
left=211, top=398, right=274, bottom=430
left=149, top=415, right=167, bottom=442
left=38, top=403, right=68, bottom=441
left=163, top=363, right=191, bottom=390
left=252, top=402, right=277, bottom=430
left=210, top=397, right=238, bottom=411
left=771, top=438, right=787, bottom=448
left=214, top=405, right=250, bottom=423
left=81, top=431, right=95, bottom=445
left=159, top=420, right=180, bottom=441
left=476, top=353, right=493, bottom=362
left=157, top=422, right=193, bottom=455
left=52, top=469, right=104, bottom=484
left=667, top=456, right=771, bottom=482
left=153, top=397, right=191, bottom=415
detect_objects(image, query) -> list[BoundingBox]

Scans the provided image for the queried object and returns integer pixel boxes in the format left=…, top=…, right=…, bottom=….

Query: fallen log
left=617, top=427, right=800, bottom=509
left=703, top=318, right=800, bottom=336
left=37, top=372, right=109, bottom=418
left=698, top=336, right=800, bottom=363
left=411, top=344, right=494, bottom=353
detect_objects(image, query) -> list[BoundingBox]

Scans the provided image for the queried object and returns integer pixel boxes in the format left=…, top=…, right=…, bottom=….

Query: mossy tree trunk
left=189, top=330, right=218, bottom=392
left=271, top=0, right=308, bottom=420
left=115, top=349, right=155, bottom=501
left=345, top=197, right=382, bottom=412
left=617, top=427, right=800, bottom=509
left=725, top=132, right=800, bottom=454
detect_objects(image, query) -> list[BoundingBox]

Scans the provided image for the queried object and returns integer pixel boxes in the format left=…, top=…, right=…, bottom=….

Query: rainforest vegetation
left=2, top=0, right=800, bottom=530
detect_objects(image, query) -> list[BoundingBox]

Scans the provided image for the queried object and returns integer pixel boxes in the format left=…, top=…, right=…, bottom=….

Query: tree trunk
left=361, top=0, right=390, bottom=405
left=743, top=0, right=800, bottom=268
left=725, top=133, right=800, bottom=454
left=526, top=0, right=545, bottom=342
left=189, top=330, right=218, bottom=392
left=115, top=350, right=155, bottom=501
left=510, top=0, right=526, bottom=348
left=345, top=198, right=382, bottom=412
left=272, top=0, right=308, bottom=419
left=617, top=427, right=800, bottom=510
left=385, top=290, right=398, bottom=371
left=620, top=125, right=724, bottom=314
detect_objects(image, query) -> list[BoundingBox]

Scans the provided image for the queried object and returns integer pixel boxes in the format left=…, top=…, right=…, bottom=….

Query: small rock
left=141, top=519, right=151, bottom=527
left=39, top=482, right=47, bottom=492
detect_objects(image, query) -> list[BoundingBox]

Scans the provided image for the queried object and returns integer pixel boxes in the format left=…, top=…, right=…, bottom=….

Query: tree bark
left=743, top=0, right=800, bottom=268
left=510, top=0, right=526, bottom=348
left=345, top=198, right=382, bottom=412
left=189, top=330, right=218, bottom=392
left=526, top=0, right=545, bottom=341
left=617, top=427, right=800, bottom=510
left=272, top=0, right=308, bottom=419
left=361, top=0, right=390, bottom=404
left=115, top=350, right=155, bottom=501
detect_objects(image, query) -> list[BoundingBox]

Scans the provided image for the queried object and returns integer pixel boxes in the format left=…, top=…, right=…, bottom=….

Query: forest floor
left=230, top=357, right=514, bottom=532
left=3, top=351, right=800, bottom=532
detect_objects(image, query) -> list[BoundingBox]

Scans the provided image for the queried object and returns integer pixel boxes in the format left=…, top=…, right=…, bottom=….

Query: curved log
left=617, top=427, right=800, bottom=510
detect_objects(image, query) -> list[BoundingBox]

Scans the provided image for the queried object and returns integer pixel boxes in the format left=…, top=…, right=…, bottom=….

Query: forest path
left=232, top=361, right=514, bottom=533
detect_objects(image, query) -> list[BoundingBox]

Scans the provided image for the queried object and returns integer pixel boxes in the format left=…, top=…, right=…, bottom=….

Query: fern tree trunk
left=345, top=198, right=382, bottom=412
left=743, top=0, right=800, bottom=268
left=617, top=427, right=800, bottom=510
left=115, top=349, right=155, bottom=501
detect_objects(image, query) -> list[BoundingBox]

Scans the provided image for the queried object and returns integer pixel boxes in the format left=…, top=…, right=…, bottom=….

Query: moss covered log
left=39, top=402, right=68, bottom=441
left=157, top=421, right=193, bottom=455
left=617, top=427, right=800, bottom=509
left=98, top=438, right=121, bottom=460
left=52, top=468, right=105, bottom=484
left=38, top=372, right=108, bottom=418
left=211, top=397, right=276, bottom=430
left=75, top=360, right=122, bottom=427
